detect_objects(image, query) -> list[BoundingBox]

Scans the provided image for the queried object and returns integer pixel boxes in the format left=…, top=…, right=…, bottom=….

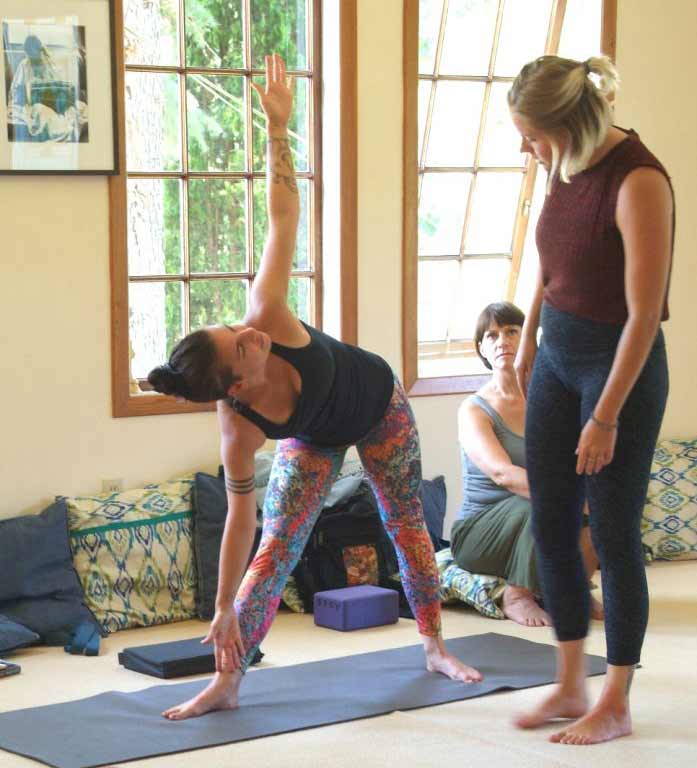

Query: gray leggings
left=526, top=303, right=668, bottom=666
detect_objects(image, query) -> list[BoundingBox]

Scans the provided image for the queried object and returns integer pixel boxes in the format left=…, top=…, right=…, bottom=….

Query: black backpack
left=291, top=481, right=410, bottom=614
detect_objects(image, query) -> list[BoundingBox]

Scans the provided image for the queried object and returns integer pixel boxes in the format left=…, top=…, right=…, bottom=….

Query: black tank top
left=228, top=322, right=395, bottom=448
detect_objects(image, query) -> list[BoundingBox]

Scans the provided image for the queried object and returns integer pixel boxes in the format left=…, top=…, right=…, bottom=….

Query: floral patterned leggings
left=234, top=378, right=442, bottom=671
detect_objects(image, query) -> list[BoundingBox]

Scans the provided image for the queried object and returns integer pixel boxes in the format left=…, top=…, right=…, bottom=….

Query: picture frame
left=0, top=0, right=118, bottom=174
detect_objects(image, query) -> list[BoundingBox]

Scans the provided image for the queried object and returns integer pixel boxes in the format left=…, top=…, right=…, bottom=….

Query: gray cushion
left=420, top=475, right=447, bottom=549
left=191, top=472, right=230, bottom=621
left=0, top=614, right=39, bottom=654
left=0, top=500, right=97, bottom=643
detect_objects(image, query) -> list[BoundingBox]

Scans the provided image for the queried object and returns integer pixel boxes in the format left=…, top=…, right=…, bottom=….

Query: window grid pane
left=558, top=0, right=603, bottom=61
left=417, top=0, right=554, bottom=379
left=439, top=0, right=498, bottom=76
left=418, top=172, right=471, bottom=257
left=415, top=1, right=604, bottom=380
left=425, top=81, right=485, bottom=168
left=124, top=0, right=318, bottom=379
left=493, top=0, right=554, bottom=76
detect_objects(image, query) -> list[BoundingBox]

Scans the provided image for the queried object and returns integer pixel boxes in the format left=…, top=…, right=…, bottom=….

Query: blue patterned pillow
left=642, top=440, right=697, bottom=560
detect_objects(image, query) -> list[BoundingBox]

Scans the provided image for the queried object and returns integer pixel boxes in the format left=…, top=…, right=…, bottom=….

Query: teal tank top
left=459, top=395, right=526, bottom=519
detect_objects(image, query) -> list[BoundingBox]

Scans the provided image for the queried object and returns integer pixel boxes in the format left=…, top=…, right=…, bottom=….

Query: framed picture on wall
left=0, top=0, right=117, bottom=174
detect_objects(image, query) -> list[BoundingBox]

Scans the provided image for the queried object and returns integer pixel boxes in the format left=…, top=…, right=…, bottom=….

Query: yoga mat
left=0, top=632, right=605, bottom=768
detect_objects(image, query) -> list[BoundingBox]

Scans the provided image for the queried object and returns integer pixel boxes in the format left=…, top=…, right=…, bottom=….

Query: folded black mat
left=118, top=636, right=263, bottom=678
left=0, top=632, right=606, bottom=768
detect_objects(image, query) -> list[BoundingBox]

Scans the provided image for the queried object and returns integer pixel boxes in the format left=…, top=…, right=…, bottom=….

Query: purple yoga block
left=313, top=585, right=400, bottom=631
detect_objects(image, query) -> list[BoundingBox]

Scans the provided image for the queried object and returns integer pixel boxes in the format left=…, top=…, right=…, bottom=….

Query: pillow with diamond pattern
left=64, top=478, right=197, bottom=633
left=642, top=439, right=697, bottom=560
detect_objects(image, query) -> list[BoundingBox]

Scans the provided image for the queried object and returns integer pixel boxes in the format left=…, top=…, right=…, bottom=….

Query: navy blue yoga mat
left=0, top=632, right=606, bottom=768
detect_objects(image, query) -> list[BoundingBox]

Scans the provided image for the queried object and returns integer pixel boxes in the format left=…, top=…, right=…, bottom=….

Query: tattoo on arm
left=225, top=474, right=255, bottom=495
left=268, top=136, right=298, bottom=194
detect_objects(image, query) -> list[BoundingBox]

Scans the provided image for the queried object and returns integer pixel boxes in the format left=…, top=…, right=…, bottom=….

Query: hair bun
left=148, top=364, right=182, bottom=396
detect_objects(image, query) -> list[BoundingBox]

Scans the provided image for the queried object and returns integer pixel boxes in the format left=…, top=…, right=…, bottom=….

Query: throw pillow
left=192, top=471, right=300, bottom=620
left=419, top=476, right=448, bottom=550
left=65, top=478, right=197, bottom=633
left=0, top=500, right=98, bottom=643
left=192, top=471, right=238, bottom=621
left=0, top=614, right=40, bottom=654
left=436, top=548, right=506, bottom=619
left=280, top=575, right=305, bottom=613
left=642, top=439, right=697, bottom=560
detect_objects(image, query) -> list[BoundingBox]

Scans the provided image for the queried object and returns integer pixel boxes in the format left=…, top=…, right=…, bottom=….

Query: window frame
left=110, top=0, right=345, bottom=417
left=402, top=0, right=617, bottom=396
left=338, top=0, right=358, bottom=347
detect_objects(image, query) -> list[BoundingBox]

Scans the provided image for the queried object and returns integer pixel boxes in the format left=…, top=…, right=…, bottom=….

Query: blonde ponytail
left=508, top=54, right=620, bottom=185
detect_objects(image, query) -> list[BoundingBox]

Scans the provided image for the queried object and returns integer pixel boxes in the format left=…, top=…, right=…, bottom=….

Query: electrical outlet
left=102, top=478, right=124, bottom=493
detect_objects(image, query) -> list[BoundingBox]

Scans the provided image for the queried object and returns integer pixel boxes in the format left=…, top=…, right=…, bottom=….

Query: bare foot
left=590, top=594, right=604, bottom=621
left=550, top=702, right=632, bottom=744
left=162, top=671, right=241, bottom=720
left=426, top=648, right=483, bottom=682
left=503, top=586, right=552, bottom=627
left=514, top=686, right=588, bottom=729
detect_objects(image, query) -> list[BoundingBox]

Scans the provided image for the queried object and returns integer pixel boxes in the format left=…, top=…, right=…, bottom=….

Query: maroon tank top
left=536, top=128, right=674, bottom=324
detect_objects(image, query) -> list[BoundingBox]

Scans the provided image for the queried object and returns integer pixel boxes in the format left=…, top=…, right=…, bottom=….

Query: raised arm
left=458, top=400, right=530, bottom=498
left=249, top=53, right=300, bottom=315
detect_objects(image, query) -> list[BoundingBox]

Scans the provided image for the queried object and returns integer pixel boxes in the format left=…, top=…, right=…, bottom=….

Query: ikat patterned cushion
left=642, top=439, right=697, bottom=560
left=436, top=548, right=506, bottom=619
left=64, top=478, right=197, bottom=633
left=280, top=575, right=305, bottom=613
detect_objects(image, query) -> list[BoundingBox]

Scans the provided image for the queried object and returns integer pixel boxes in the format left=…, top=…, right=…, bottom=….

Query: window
left=110, top=0, right=322, bottom=416
left=403, top=0, right=616, bottom=395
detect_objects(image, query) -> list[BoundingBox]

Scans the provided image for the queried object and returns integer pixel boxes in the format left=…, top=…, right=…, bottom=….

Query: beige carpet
left=2, top=560, right=695, bottom=768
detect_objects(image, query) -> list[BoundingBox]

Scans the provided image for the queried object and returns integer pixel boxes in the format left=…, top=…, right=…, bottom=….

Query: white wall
left=0, top=178, right=221, bottom=517
left=1, top=0, right=695, bottom=528
left=614, top=0, right=697, bottom=439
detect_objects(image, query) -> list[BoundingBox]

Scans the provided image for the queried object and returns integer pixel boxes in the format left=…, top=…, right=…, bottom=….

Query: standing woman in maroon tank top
left=507, top=55, right=674, bottom=745
left=146, top=54, right=482, bottom=721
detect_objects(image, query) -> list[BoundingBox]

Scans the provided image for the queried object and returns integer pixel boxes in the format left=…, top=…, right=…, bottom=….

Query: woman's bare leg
left=163, top=671, right=243, bottom=720
left=502, top=584, right=551, bottom=627
left=359, top=379, right=482, bottom=683
left=514, top=639, right=589, bottom=728
left=550, top=664, right=633, bottom=744
left=162, top=438, right=344, bottom=720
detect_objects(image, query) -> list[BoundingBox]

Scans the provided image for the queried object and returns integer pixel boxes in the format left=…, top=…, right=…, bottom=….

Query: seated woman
left=452, top=302, right=603, bottom=627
